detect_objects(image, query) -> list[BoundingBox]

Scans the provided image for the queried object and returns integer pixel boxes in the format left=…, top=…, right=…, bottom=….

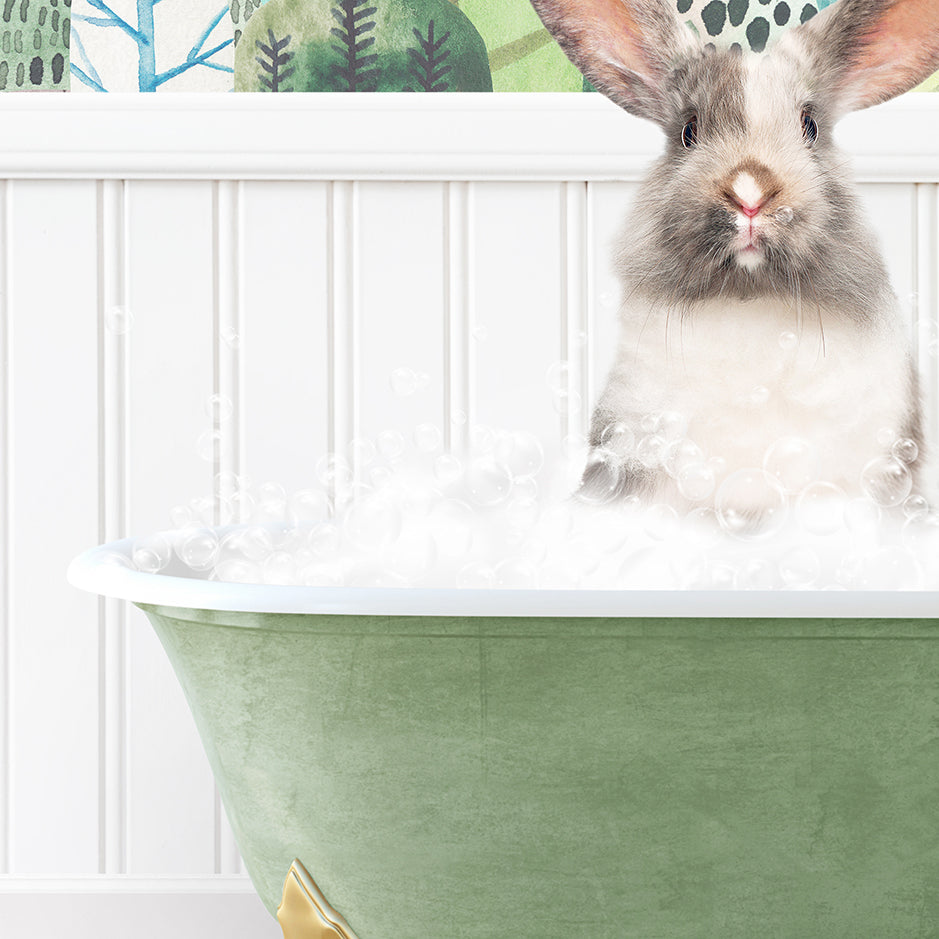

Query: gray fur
left=526, top=0, right=939, bottom=505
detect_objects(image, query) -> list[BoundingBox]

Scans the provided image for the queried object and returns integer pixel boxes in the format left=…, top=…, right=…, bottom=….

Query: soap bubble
left=414, top=423, right=443, bottom=454
left=715, top=468, right=787, bottom=539
left=774, top=205, right=794, bottom=225
left=746, top=385, right=770, bottom=408
left=308, top=522, right=342, bottom=560
left=657, top=411, right=688, bottom=442
left=575, top=450, right=622, bottom=506
left=430, top=499, right=474, bottom=558
left=434, top=453, right=464, bottom=485
left=221, top=526, right=273, bottom=563
left=451, top=409, right=468, bottom=426
left=458, top=562, right=495, bottom=589
left=350, top=437, right=378, bottom=468
left=214, top=559, right=260, bottom=584
left=132, top=534, right=171, bottom=573
left=177, top=528, right=220, bottom=571
left=643, top=503, right=679, bottom=540
left=903, top=494, right=929, bottom=521
left=170, top=504, right=194, bottom=529
left=220, top=326, right=240, bottom=349
left=204, top=393, right=233, bottom=422
left=859, top=456, right=913, bottom=507
left=779, top=546, right=821, bottom=587
left=376, top=430, right=406, bottom=462
left=741, top=558, right=776, bottom=590
left=843, top=497, right=881, bottom=537
left=255, top=485, right=288, bottom=524
left=465, top=457, right=513, bottom=507
left=664, top=438, right=704, bottom=479
left=300, top=564, right=344, bottom=587
left=494, top=431, right=544, bottom=478
left=778, top=330, right=798, bottom=352
left=552, top=389, right=582, bottom=415
left=105, top=305, right=134, bottom=335
left=472, top=325, right=488, bottom=342
left=316, top=454, right=353, bottom=490
left=196, top=429, right=221, bottom=462
left=858, top=546, right=922, bottom=590
left=876, top=427, right=898, bottom=448
left=470, top=424, right=497, bottom=454
left=344, top=494, right=403, bottom=551
left=494, top=558, right=538, bottom=588
left=390, top=367, right=420, bottom=396
left=892, top=438, right=919, bottom=465
left=636, top=434, right=667, bottom=469
left=546, top=361, right=571, bottom=393
left=289, top=488, right=331, bottom=526
left=677, top=461, right=716, bottom=502
left=384, top=529, right=437, bottom=580
left=262, top=551, right=297, bottom=585
left=763, top=437, right=820, bottom=494
left=599, top=422, right=635, bottom=459
left=796, top=481, right=846, bottom=536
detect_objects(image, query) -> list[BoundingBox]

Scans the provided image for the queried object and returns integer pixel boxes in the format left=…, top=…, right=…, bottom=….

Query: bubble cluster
left=123, top=416, right=939, bottom=593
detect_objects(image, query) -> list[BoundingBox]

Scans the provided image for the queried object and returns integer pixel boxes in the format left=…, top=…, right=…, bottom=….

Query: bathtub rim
left=68, top=535, right=939, bottom=619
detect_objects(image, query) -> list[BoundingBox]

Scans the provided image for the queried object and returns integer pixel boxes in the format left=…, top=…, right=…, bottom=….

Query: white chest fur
left=598, top=296, right=912, bottom=495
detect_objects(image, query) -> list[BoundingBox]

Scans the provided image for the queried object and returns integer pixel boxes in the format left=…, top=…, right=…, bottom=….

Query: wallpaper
left=1, top=0, right=936, bottom=93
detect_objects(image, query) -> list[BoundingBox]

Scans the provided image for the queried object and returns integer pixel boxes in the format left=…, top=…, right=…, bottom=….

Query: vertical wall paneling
left=8, top=181, right=101, bottom=874
left=586, top=183, right=638, bottom=423
left=859, top=184, right=917, bottom=333
left=444, top=182, right=473, bottom=455
left=211, top=181, right=244, bottom=876
left=915, top=184, right=939, bottom=450
left=328, top=182, right=359, bottom=499
left=561, top=182, right=590, bottom=444
left=123, top=181, right=217, bottom=875
left=97, top=179, right=128, bottom=876
left=239, top=182, right=330, bottom=495
left=472, top=183, right=564, bottom=444
left=0, top=179, right=9, bottom=876
left=357, top=183, right=446, bottom=456
left=214, top=181, right=243, bottom=516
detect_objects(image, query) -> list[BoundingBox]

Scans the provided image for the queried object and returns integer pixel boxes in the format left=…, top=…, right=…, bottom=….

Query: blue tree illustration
left=71, top=0, right=234, bottom=91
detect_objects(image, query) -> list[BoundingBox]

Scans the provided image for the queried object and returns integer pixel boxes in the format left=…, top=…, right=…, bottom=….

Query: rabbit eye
left=801, top=109, right=818, bottom=145
left=681, top=115, right=698, bottom=149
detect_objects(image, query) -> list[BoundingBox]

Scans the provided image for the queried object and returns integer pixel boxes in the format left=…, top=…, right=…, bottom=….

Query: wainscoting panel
left=0, top=96, right=936, bottom=936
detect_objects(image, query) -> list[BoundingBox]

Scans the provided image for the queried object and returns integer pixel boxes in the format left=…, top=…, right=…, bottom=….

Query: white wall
left=0, top=95, right=936, bottom=937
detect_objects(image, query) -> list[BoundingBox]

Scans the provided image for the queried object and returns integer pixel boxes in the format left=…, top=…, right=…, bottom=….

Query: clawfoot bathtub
left=69, top=536, right=939, bottom=937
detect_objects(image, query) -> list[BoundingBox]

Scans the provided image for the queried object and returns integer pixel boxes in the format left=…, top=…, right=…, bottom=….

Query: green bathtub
left=70, top=538, right=939, bottom=937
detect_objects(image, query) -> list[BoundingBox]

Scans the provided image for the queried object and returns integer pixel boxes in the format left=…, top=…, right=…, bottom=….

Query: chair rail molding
left=0, top=93, right=936, bottom=182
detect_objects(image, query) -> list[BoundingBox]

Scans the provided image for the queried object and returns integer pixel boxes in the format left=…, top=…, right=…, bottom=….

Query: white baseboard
left=0, top=879, right=281, bottom=939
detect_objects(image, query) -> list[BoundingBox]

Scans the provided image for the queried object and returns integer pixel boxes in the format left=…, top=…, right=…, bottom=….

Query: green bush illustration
left=234, top=0, right=492, bottom=92
left=0, top=0, right=68, bottom=90
left=231, top=0, right=264, bottom=46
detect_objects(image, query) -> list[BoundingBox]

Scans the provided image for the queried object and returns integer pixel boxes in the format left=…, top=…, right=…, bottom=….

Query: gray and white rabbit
left=531, top=0, right=939, bottom=513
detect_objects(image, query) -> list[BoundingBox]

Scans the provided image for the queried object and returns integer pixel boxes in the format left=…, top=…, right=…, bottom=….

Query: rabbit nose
left=723, top=165, right=782, bottom=219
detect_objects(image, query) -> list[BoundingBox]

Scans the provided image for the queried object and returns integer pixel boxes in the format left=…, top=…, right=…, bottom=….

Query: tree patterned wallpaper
left=1, top=0, right=935, bottom=93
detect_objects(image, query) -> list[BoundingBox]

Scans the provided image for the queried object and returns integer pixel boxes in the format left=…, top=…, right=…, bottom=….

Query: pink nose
left=739, top=201, right=762, bottom=218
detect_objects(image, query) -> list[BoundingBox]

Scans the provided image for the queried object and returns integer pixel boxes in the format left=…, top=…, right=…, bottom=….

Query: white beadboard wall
left=0, top=94, right=936, bottom=938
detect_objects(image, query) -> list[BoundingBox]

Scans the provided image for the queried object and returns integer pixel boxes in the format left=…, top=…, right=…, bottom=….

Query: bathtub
left=69, top=533, right=939, bottom=937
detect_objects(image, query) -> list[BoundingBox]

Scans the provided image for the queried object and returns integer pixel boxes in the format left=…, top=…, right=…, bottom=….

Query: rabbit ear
left=794, top=0, right=939, bottom=113
left=530, top=0, right=699, bottom=124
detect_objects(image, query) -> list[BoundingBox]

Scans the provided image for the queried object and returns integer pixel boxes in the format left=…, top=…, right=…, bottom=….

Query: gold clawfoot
left=277, top=858, right=361, bottom=939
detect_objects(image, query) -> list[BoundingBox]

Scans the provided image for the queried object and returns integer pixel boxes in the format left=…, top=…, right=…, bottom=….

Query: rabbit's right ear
left=530, top=0, right=699, bottom=124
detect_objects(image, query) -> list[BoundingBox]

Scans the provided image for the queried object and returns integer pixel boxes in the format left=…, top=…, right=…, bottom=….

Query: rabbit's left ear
left=794, top=0, right=939, bottom=113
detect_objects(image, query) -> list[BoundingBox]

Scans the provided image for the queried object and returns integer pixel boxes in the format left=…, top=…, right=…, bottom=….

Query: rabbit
left=530, top=0, right=939, bottom=516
